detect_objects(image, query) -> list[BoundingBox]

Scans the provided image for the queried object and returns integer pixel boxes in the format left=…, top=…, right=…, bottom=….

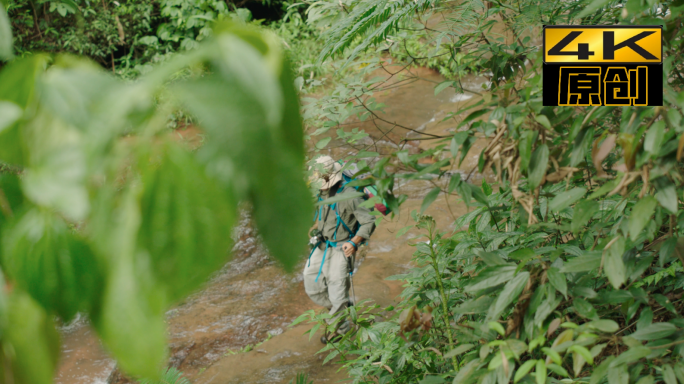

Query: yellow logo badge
left=543, top=26, right=662, bottom=107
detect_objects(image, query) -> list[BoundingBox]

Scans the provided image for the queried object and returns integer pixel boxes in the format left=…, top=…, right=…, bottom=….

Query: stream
left=55, top=64, right=494, bottom=384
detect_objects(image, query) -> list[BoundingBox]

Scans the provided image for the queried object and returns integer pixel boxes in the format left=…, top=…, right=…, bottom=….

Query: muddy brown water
left=55, top=65, right=494, bottom=384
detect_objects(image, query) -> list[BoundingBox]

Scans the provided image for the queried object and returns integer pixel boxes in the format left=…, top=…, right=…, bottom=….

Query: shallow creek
left=55, top=65, right=494, bottom=384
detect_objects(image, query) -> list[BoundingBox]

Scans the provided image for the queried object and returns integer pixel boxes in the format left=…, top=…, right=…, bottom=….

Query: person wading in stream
left=306, top=155, right=376, bottom=344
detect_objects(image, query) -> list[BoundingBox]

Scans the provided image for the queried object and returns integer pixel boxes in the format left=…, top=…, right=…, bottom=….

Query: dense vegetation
left=0, top=3, right=312, bottom=383
left=2, top=0, right=684, bottom=383
left=3, top=0, right=289, bottom=76
left=294, top=0, right=684, bottom=384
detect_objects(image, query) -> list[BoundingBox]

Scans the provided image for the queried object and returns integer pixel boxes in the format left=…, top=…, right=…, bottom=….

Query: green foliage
left=138, top=367, right=190, bottom=384
left=298, top=0, right=684, bottom=383
left=289, top=372, right=314, bottom=384
left=3, top=0, right=264, bottom=76
left=0, top=7, right=311, bottom=383
left=6, top=0, right=160, bottom=70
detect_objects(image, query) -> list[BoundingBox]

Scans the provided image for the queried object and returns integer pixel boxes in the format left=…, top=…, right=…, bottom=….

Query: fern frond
left=317, top=0, right=437, bottom=65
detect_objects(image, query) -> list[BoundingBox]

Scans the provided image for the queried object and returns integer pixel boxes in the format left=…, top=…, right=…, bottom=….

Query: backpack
left=337, top=160, right=391, bottom=216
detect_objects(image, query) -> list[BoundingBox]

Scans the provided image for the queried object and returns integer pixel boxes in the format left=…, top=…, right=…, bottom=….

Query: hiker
left=305, top=155, right=376, bottom=344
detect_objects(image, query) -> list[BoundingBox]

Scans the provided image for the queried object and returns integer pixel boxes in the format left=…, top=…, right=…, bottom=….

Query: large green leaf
left=659, top=237, right=678, bottom=267
left=607, top=365, right=629, bottom=384
left=609, top=347, right=651, bottom=367
left=0, top=101, right=21, bottom=133
left=587, top=319, right=619, bottom=333
left=138, top=141, right=236, bottom=301
left=174, top=33, right=311, bottom=271
left=2, top=209, right=103, bottom=321
left=663, top=365, right=678, bottom=384
left=549, top=187, right=586, bottom=212
left=561, top=251, right=602, bottom=273
left=547, top=267, right=567, bottom=298
left=421, top=187, right=441, bottom=214
left=605, top=236, right=626, bottom=289
left=91, top=187, right=167, bottom=380
left=643, top=121, right=665, bottom=157
left=535, top=359, right=546, bottom=384
left=39, top=58, right=117, bottom=132
left=491, top=271, right=529, bottom=318
left=629, top=197, right=657, bottom=242
left=0, top=55, right=47, bottom=165
left=1, top=290, right=60, bottom=384
left=463, top=265, right=517, bottom=292
left=572, top=199, right=599, bottom=234
left=528, top=144, right=549, bottom=189
left=654, top=179, right=678, bottom=214
left=514, top=360, right=537, bottom=383
left=535, top=295, right=562, bottom=326
left=519, top=130, right=536, bottom=172
left=629, top=322, right=676, bottom=340
left=590, top=356, right=615, bottom=384
left=21, top=130, right=89, bottom=221
left=454, top=295, right=495, bottom=314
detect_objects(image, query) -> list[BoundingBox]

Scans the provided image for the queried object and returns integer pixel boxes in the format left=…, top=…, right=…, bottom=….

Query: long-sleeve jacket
left=316, top=185, right=376, bottom=242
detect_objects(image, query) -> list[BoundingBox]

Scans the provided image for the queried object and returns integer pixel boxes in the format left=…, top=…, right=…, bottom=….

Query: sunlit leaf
left=316, top=137, right=332, bottom=149
left=587, top=320, right=619, bottom=333
left=655, top=179, right=678, bottom=214
left=535, top=115, right=551, bottom=130
left=434, top=80, right=454, bottom=96
left=568, top=345, right=594, bottom=365
left=0, top=1, right=12, bottom=60
left=488, top=321, right=505, bottom=336
left=0, top=101, right=21, bottom=133
left=535, top=359, right=546, bottom=384
left=514, top=360, right=536, bottom=383
left=0, top=55, right=47, bottom=165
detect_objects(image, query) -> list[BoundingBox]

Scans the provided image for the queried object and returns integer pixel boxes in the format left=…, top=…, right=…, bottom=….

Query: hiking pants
left=303, top=243, right=353, bottom=323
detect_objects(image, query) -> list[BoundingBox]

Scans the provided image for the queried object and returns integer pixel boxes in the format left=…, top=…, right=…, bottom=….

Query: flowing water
left=55, top=64, right=495, bottom=384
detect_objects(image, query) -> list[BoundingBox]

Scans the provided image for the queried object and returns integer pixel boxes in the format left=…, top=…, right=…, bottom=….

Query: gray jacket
left=317, top=185, right=376, bottom=242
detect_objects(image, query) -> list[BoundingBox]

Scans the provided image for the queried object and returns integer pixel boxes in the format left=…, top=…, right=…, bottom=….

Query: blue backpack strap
left=315, top=240, right=337, bottom=282
left=307, top=240, right=320, bottom=267
left=313, top=202, right=342, bottom=283
left=334, top=203, right=356, bottom=238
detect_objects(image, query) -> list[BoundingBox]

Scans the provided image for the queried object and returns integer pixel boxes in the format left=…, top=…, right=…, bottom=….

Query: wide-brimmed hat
left=310, top=155, right=343, bottom=190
